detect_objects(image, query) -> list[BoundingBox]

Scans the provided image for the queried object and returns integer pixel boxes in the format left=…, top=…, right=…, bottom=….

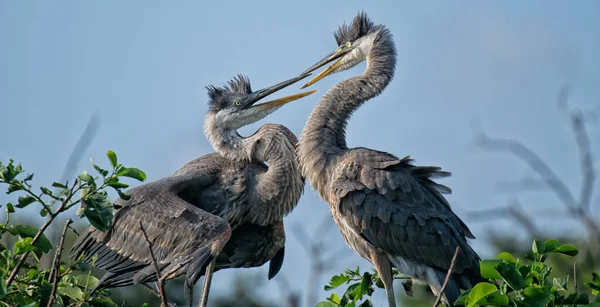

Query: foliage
left=0, top=150, right=146, bottom=306
left=316, top=266, right=410, bottom=307
left=456, top=239, right=600, bottom=307
left=318, top=240, right=600, bottom=307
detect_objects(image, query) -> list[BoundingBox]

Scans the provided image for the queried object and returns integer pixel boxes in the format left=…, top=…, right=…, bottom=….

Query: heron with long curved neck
left=297, top=12, right=483, bottom=306
left=71, top=74, right=315, bottom=306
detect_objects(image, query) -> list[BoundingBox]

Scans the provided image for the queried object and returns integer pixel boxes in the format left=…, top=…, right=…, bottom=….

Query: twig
left=47, top=219, right=73, bottom=307
left=141, top=284, right=178, bottom=307
left=473, top=132, right=578, bottom=209
left=432, top=247, right=460, bottom=307
left=573, top=262, right=577, bottom=293
left=139, top=222, right=168, bottom=307
left=5, top=184, right=75, bottom=287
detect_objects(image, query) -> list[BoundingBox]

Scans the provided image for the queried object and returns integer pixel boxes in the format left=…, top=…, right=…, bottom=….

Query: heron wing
left=331, top=152, right=479, bottom=273
left=214, top=221, right=286, bottom=279
left=70, top=172, right=231, bottom=291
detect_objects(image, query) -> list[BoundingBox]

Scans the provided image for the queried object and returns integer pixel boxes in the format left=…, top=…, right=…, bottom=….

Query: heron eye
left=234, top=100, right=241, bottom=106
left=346, top=42, right=352, bottom=48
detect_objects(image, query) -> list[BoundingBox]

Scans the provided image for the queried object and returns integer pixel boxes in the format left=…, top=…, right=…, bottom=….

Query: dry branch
left=139, top=222, right=168, bottom=307
left=47, top=219, right=72, bottom=307
left=432, top=247, right=460, bottom=307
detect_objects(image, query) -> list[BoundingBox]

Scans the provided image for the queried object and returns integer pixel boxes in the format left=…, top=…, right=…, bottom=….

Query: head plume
left=333, top=11, right=376, bottom=46
left=206, top=74, right=253, bottom=111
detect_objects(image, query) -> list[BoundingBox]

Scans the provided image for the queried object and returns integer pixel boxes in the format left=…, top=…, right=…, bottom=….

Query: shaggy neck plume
left=298, top=27, right=397, bottom=202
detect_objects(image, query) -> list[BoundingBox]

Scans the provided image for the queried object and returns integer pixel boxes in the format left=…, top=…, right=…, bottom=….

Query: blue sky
left=1, top=1, right=599, bottom=305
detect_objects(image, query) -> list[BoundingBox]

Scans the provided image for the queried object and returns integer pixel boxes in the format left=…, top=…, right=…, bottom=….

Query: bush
left=318, top=240, right=600, bottom=307
left=0, top=151, right=146, bottom=306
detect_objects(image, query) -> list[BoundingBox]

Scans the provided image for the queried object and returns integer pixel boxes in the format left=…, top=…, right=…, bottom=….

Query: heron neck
left=205, top=121, right=303, bottom=225
left=298, top=29, right=396, bottom=202
left=247, top=124, right=304, bottom=225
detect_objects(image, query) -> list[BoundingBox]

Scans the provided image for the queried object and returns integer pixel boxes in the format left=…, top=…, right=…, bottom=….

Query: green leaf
left=6, top=203, right=15, bottom=213
left=91, top=158, right=109, bottom=177
left=79, top=170, right=95, bottom=185
left=0, top=277, right=6, bottom=299
left=89, top=298, right=118, bottom=307
left=326, top=293, right=341, bottom=304
left=552, top=245, right=578, bottom=257
left=75, top=274, right=99, bottom=290
left=325, top=273, right=349, bottom=290
left=496, top=252, right=516, bottom=264
left=483, top=292, right=510, bottom=305
left=13, top=237, right=36, bottom=255
left=117, top=167, right=146, bottom=182
left=58, top=285, right=84, bottom=301
left=454, top=289, right=471, bottom=305
left=585, top=273, right=600, bottom=293
left=358, top=300, right=373, bottom=307
left=522, top=286, right=551, bottom=306
left=543, top=239, right=562, bottom=252
left=38, top=280, right=52, bottom=307
left=358, top=272, right=373, bottom=299
left=106, top=150, right=118, bottom=168
left=316, top=302, right=338, bottom=307
left=496, top=262, right=524, bottom=291
left=82, top=193, right=114, bottom=232
left=532, top=239, right=545, bottom=255
left=8, top=224, right=52, bottom=255
left=467, top=282, right=498, bottom=307
left=117, top=190, right=131, bottom=201
left=7, top=183, right=22, bottom=194
left=479, top=259, right=502, bottom=279
left=52, top=181, right=68, bottom=189
left=40, top=186, right=53, bottom=196
left=555, top=292, right=589, bottom=305
left=16, top=195, right=36, bottom=208
left=106, top=181, right=129, bottom=189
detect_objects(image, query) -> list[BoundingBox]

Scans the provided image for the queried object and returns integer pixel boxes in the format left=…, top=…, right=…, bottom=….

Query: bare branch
left=139, top=222, right=167, bottom=307
left=465, top=201, right=540, bottom=237
left=432, top=247, right=460, bottom=307
left=47, top=219, right=73, bottom=307
left=141, top=284, right=178, bottom=307
left=473, top=130, right=578, bottom=209
left=573, top=262, right=577, bottom=293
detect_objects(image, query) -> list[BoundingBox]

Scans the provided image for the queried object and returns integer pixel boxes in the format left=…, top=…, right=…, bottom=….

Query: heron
left=297, top=12, right=483, bottom=306
left=70, top=74, right=315, bottom=306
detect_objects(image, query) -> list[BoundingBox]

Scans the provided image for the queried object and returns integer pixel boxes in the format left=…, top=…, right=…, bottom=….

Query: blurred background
left=1, top=1, right=599, bottom=306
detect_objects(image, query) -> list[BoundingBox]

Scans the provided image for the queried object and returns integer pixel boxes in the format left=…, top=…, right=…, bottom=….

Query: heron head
left=206, top=74, right=316, bottom=130
left=300, top=12, right=385, bottom=88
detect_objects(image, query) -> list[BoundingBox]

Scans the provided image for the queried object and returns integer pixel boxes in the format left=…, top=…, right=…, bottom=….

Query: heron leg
left=371, top=251, right=396, bottom=307
left=199, top=256, right=218, bottom=307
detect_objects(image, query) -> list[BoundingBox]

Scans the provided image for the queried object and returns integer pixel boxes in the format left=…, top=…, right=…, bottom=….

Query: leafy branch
left=0, top=150, right=146, bottom=306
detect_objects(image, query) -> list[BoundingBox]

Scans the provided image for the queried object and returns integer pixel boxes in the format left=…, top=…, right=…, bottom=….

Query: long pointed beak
left=244, top=73, right=312, bottom=108
left=300, top=48, right=351, bottom=89
left=250, top=89, right=317, bottom=113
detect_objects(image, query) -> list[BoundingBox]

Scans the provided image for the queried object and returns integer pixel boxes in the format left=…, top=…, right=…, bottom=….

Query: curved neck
left=298, top=28, right=396, bottom=201
left=204, top=120, right=303, bottom=224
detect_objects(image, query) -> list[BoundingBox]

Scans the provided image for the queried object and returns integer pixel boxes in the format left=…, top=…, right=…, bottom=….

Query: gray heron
left=297, top=12, right=483, bottom=306
left=71, top=74, right=315, bottom=306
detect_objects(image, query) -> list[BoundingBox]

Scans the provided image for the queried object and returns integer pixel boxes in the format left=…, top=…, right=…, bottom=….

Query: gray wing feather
left=70, top=172, right=231, bottom=291
left=213, top=221, right=285, bottom=278
left=332, top=153, right=479, bottom=273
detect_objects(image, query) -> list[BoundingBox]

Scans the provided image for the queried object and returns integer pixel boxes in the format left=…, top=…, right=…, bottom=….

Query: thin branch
left=47, top=219, right=72, bottom=307
left=432, top=247, right=460, bottom=307
left=5, top=183, right=75, bottom=287
left=573, top=262, right=577, bottom=293
left=473, top=131, right=578, bottom=209
left=138, top=222, right=167, bottom=307
left=141, top=284, right=178, bottom=307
